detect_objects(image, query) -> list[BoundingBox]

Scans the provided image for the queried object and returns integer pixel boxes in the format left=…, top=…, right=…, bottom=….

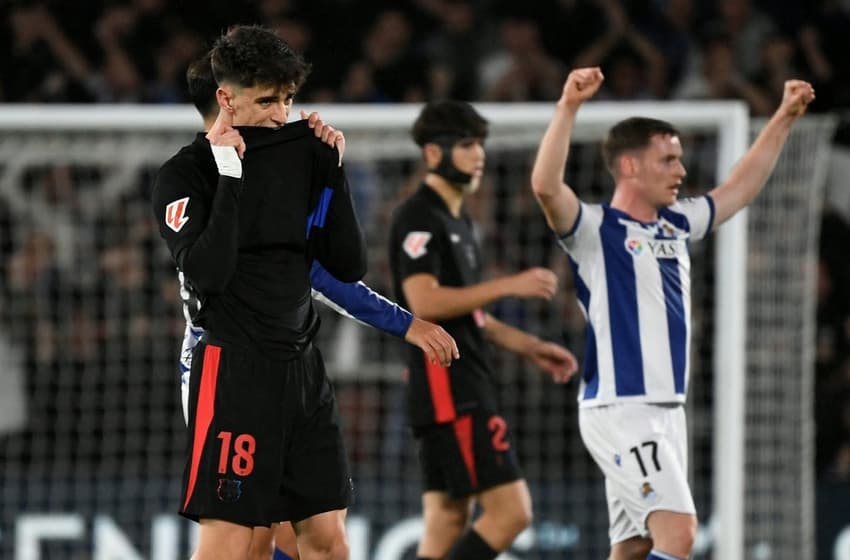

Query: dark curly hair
left=210, top=25, right=311, bottom=91
left=602, top=117, right=680, bottom=176
left=411, top=100, right=489, bottom=147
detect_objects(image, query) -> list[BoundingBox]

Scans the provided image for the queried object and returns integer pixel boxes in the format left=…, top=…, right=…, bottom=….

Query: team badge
left=217, top=478, right=243, bottom=503
left=640, top=481, right=658, bottom=502
left=402, top=231, right=432, bottom=259
left=165, top=197, right=190, bottom=232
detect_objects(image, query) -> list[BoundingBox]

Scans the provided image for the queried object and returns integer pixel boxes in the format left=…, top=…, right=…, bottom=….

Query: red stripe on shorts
left=182, top=344, right=221, bottom=512
left=424, top=355, right=455, bottom=423
left=452, top=415, right=478, bottom=489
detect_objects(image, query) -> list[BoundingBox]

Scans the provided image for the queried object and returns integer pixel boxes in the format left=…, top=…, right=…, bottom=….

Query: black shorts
left=180, top=338, right=352, bottom=527
left=415, top=411, right=522, bottom=498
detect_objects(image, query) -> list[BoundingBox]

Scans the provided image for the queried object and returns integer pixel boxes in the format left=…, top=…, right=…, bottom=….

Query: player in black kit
left=174, top=50, right=459, bottom=560
left=153, top=26, right=454, bottom=560
left=388, top=101, right=579, bottom=560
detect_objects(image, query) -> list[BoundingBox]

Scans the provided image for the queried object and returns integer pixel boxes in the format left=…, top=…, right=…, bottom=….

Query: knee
left=305, top=534, right=348, bottom=560
left=489, top=501, right=533, bottom=538
left=424, top=507, right=467, bottom=537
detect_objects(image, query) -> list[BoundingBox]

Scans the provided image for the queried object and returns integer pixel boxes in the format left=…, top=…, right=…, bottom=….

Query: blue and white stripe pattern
left=558, top=196, right=714, bottom=407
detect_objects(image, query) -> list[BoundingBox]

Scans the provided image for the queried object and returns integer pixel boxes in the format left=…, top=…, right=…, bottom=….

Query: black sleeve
left=390, top=205, right=442, bottom=281
left=152, top=157, right=243, bottom=295
left=307, top=145, right=367, bottom=283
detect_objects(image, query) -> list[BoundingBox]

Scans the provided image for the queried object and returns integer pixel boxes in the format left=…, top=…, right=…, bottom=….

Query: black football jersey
left=389, top=184, right=498, bottom=427
left=152, top=122, right=366, bottom=358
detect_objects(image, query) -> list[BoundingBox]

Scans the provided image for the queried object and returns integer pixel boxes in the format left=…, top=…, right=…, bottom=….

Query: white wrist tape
left=210, top=145, right=243, bottom=178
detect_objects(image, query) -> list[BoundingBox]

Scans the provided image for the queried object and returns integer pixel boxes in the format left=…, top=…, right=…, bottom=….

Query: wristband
left=210, top=145, right=243, bottom=178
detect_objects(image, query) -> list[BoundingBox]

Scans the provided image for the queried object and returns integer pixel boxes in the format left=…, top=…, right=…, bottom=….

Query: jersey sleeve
left=310, top=261, right=413, bottom=338
left=670, top=195, right=715, bottom=241
left=390, top=205, right=443, bottom=280
left=556, top=201, right=603, bottom=254
left=307, top=143, right=367, bottom=283
left=152, top=156, right=243, bottom=295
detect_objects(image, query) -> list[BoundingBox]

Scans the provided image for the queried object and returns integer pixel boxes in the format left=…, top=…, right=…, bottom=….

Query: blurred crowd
left=0, top=0, right=849, bottom=122
left=1, top=0, right=849, bottom=485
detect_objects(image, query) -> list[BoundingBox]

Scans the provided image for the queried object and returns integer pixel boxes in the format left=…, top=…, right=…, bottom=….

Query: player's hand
left=508, top=267, right=558, bottom=300
left=778, top=79, right=815, bottom=120
left=560, top=67, right=604, bottom=110
left=206, top=106, right=246, bottom=158
left=404, top=317, right=460, bottom=367
left=526, top=340, right=578, bottom=383
left=301, top=110, right=345, bottom=166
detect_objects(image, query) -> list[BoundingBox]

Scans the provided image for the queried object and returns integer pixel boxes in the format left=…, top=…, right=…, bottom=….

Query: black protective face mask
left=430, top=137, right=473, bottom=189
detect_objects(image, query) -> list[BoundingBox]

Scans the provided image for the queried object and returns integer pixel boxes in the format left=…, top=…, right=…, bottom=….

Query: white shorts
left=579, top=403, right=696, bottom=544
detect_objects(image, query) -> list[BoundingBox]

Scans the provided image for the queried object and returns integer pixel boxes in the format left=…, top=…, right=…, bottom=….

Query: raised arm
left=708, top=79, right=815, bottom=227
left=482, top=313, right=578, bottom=383
left=531, top=67, right=604, bottom=235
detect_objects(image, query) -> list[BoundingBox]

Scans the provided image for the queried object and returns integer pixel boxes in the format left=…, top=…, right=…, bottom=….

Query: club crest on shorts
left=165, top=197, right=190, bottom=232
left=640, top=481, right=658, bottom=503
left=217, top=478, right=243, bottom=503
left=402, top=231, right=432, bottom=259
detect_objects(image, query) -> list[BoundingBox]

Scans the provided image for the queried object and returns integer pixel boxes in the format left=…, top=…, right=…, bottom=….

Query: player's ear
left=619, top=153, right=637, bottom=178
left=423, top=142, right=442, bottom=168
left=216, top=86, right=235, bottom=113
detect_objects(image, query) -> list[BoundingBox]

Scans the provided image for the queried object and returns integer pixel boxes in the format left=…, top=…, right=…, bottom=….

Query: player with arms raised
left=531, top=67, right=814, bottom=560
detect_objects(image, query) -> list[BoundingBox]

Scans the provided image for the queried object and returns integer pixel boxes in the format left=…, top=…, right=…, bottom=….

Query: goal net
left=0, top=103, right=834, bottom=560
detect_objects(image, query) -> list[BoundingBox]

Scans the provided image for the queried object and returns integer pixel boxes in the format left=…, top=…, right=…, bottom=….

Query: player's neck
left=611, top=185, right=659, bottom=223
left=424, top=174, right=464, bottom=217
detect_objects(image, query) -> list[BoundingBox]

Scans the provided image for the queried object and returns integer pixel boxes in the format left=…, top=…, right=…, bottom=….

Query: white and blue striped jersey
left=558, top=196, right=715, bottom=408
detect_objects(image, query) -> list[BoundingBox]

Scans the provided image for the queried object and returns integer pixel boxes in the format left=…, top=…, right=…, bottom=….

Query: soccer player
left=153, top=26, right=456, bottom=560
left=531, top=67, right=814, bottom=560
left=177, top=50, right=460, bottom=560
left=388, top=100, right=579, bottom=560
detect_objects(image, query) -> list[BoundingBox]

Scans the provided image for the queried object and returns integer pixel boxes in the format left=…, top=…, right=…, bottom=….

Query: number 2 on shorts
left=629, top=440, right=661, bottom=477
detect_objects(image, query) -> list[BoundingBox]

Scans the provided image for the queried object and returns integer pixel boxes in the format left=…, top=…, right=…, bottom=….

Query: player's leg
left=293, top=509, right=348, bottom=560
left=645, top=511, right=697, bottom=559
left=418, top=490, right=472, bottom=558
left=247, top=526, right=276, bottom=560
left=183, top=341, right=284, bottom=559
left=273, top=522, right=299, bottom=559
left=454, top=479, right=532, bottom=558
left=193, top=519, right=253, bottom=559
left=280, top=347, right=352, bottom=560
left=610, top=536, right=653, bottom=560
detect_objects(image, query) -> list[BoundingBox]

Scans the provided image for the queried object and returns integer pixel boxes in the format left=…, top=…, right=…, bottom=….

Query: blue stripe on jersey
left=660, top=209, right=690, bottom=232
left=603, top=217, right=645, bottom=396
left=305, top=187, right=334, bottom=238
left=659, top=258, right=687, bottom=393
left=704, top=194, right=716, bottom=235
left=570, top=257, right=599, bottom=398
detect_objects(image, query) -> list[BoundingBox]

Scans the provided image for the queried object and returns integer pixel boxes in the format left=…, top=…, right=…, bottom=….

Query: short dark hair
left=210, top=25, right=311, bottom=91
left=411, top=100, right=489, bottom=147
left=602, top=117, right=680, bottom=175
left=186, top=51, right=218, bottom=119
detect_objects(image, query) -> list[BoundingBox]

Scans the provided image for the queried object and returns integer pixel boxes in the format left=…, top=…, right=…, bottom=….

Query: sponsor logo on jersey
left=625, top=238, right=644, bottom=256
left=165, top=197, right=190, bottom=232
left=625, top=237, right=685, bottom=259
left=402, top=231, right=432, bottom=259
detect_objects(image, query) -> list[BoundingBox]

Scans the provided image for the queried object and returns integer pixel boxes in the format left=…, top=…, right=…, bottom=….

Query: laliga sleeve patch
left=402, top=231, right=432, bottom=259
left=165, top=197, right=190, bottom=232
